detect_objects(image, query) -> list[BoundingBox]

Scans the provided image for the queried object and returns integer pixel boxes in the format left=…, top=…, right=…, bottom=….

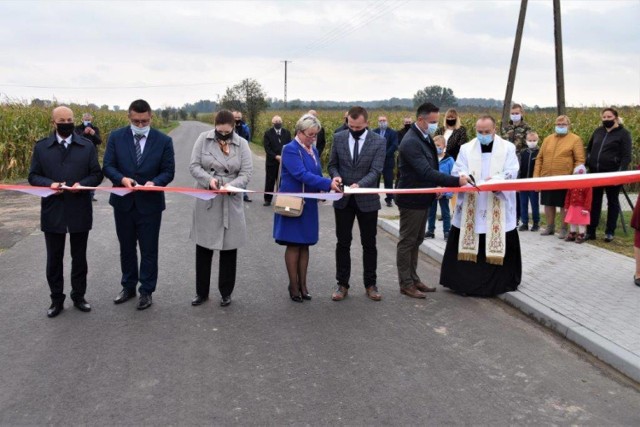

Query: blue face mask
left=555, top=126, right=568, bottom=135
left=378, top=121, right=388, bottom=130
left=477, top=133, right=493, bottom=145
left=427, top=123, right=438, bottom=135
left=437, top=147, right=444, bottom=155
left=83, top=121, right=91, bottom=126
left=131, top=124, right=150, bottom=135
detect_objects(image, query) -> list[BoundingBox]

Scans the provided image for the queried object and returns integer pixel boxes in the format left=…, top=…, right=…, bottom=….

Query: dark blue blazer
left=372, top=127, right=399, bottom=169
left=28, top=132, right=103, bottom=233
left=103, top=127, right=175, bottom=215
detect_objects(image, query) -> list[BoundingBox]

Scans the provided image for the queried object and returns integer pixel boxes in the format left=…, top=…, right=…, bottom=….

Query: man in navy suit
left=29, top=106, right=103, bottom=317
left=373, top=115, right=399, bottom=207
left=328, top=106, right=386, bottom=302
left=103, top=99, right=175, bottom=310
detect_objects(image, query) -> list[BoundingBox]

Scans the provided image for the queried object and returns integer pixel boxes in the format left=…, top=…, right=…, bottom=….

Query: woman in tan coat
left=533, top=115, right=585, bottom=238
left=189, top=110, right=253, bottom=307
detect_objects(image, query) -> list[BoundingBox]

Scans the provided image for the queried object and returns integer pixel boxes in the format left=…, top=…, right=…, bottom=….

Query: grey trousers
left=397, top=207, right=430, bottom=288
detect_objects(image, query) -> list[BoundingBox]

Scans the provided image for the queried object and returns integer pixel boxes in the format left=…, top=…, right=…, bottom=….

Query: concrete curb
left=378, top=217, right=640, bottom=383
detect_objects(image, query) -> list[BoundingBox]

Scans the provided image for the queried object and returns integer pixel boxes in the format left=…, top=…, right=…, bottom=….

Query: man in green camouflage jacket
left=502, top=103, right=531, bottom=154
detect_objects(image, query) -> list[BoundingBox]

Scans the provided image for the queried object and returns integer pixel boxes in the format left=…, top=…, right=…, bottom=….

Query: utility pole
left=281, top=60, right=291, bottom=108
left=553, top=0, right=566, bottom=116
left=501, top=0, right=528, bottom=131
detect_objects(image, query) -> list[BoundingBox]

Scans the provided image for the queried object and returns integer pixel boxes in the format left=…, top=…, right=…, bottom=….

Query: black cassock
left=440, top=226, right=522, bottom=297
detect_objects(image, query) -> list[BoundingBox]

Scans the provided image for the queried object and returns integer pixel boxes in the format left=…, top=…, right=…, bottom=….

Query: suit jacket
left=28, top=132, right=103, bottom=233
left=328, top=129, right=386, bottom=212
left=372, top=127, right=399, bottom=169
left=395, top=125, right=460, bottom=209
left=103, top=126, right=175, bottom=215
left=75, top=123, right=102, bottom=146
left=263, top=127, right=292, bottom=166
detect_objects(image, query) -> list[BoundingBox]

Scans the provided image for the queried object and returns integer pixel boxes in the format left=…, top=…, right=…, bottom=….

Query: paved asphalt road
left=1, top=121, right=639, bottom=425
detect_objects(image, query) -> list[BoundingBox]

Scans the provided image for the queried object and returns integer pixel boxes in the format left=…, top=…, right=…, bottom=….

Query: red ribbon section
left=2, top=170, right=640, bottom=199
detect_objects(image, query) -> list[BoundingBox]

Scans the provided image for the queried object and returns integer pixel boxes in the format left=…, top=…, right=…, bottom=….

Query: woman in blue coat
left=273, top=114, right=341, bottom=302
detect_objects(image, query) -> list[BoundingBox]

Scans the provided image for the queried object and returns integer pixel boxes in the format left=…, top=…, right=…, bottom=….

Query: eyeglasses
left=131, top=119, right=151, bottom=126
left=302, top=131, right=318, bottom=139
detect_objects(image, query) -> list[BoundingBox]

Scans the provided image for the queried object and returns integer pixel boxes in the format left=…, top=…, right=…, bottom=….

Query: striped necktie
left=134, top=134, right=144, bottom=165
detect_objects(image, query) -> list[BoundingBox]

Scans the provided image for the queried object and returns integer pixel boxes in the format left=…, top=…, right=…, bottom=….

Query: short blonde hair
left=556, top=115, right=571, bottom=125
left=433, top=135, right=446, bottom=145
left=295, top=114, right=322, bottom=134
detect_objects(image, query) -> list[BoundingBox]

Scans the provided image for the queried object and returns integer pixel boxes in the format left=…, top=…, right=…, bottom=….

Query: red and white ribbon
left=2, top=170, right=639, bottom=200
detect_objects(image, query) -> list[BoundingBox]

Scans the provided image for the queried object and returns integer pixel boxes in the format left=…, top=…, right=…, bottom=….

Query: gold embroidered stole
left=458, top=139, right=507, bottom=265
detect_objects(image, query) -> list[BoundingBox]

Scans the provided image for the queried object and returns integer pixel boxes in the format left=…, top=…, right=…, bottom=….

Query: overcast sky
left=0, top=0, right=638, bottom=109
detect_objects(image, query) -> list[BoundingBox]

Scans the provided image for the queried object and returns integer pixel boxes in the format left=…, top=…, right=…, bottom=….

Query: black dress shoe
left=263, top=201, right=271, bottom=206
left=301, top=293, right=312, bottom=301
left=220, top=296, right=232, bottom=306
left=137, top=293, right=152, bottom=310
left=604, top=233, right=614, bottom=242
left=114, top=289, right=136, bottom=304
left=191, top=295, right=208, bottom=306
left=73, top=298, right=91, bottom=312
left=47, top=303, right=64, bottom=318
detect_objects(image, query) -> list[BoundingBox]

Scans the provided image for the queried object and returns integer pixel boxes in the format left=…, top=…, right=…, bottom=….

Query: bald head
left=51, top=106, right=75, bottom=138
left=52, top=106, right=74, bottom=123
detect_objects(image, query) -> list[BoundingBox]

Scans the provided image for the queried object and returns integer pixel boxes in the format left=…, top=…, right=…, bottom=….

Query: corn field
left=0, top=103, right=129, bottom=181
left=251, top=108, right=640, bottom=168
left=3, top=105, right=639, bottom=181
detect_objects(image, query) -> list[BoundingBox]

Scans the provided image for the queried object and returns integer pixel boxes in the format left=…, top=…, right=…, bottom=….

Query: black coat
left=263, top=127, right=292, bottom=166
left=395, top=125, right=459, bottom=209
left=28, top=133, right=103, bottom=233
left=316, top=127, right=326, bottom=158
left=75, top=123, right=102, bottom=146
left=435, top=126, right=468, bottom=160
left=518, top=148, right=539, bottom=179
left=586, top=125, right=632, bottom=172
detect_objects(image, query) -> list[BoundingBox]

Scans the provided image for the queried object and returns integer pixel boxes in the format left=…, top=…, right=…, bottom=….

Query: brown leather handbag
left=273, top=151, right=305, bottom=217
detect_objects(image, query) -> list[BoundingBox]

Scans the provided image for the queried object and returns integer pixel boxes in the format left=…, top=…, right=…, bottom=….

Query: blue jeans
left=428, top=197, right=451, bottom=235
left=519, top=191, right=540, bottom=225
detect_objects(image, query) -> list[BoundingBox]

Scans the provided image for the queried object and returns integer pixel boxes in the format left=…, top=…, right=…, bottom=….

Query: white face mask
left=526, top=140, right=538, bottom=149
left=131, top=124, right=150, bottom=135
left=510, top=113, right=522, bottom=122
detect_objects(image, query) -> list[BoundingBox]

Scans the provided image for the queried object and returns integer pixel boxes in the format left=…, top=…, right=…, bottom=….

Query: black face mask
left=602, top=119, right=615, bottom=128
left=404, top=124, right=411, bottom=130
left=446, top=119, right=457, bottom=127
left=56, top=122, right=75, bottom=138
left=274, top=123, right=282, bottom=130
left=349, top=127, right=367, bottom=140
left=235, top=119, right=241, bottom=125
left=215, top=130, right=233, bottom=141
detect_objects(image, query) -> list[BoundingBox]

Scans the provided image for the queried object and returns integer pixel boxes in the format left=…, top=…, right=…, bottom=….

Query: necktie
left=134, top=134, right=143, bottom=165
left=60, top=139, right=68, bottom=150
left=381, top=129, right=385, bottom=138
left=353, top=137, right=359, bottom=164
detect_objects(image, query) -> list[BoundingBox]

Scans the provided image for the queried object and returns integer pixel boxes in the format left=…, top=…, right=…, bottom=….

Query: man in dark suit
left=397, top=116, right=413, bottom=144
left=233, top=110, right=253, bottom=202
left=262, top=115, right=291, bottom=206
left=333, top=111, right=349, bottom=134
left=373, top=115, right=399, bottom=207
left=395, top=103, right=466, bottom=298
left=103, top=99, right=175, bottom=310
left=75, top=113, right=102, bottom=201
left=28, top=106, right=103, bottom=317
left=328, top=106, right=386, bottom=302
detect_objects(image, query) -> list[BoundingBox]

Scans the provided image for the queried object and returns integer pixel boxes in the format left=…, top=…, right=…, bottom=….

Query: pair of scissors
left=467, top=174, right=481, bottom=191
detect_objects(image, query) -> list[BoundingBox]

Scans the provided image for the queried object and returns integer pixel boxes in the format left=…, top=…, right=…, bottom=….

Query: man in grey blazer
left=328, top=106, right=386, bottom=301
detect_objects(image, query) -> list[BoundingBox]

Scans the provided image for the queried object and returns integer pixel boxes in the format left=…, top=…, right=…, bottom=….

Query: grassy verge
left=541, top=209, right=634, bottom=258
left=156, top=121, right=180, bottom=135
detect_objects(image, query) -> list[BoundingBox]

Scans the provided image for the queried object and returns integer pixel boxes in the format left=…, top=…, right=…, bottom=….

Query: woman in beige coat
left=189, top=110, right=253, bottom=307
left=533, top=115, right=585, bottom=238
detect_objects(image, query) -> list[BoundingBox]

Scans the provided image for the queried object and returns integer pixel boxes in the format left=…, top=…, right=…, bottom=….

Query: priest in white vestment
left=440, top=115, right=522, bottom=296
